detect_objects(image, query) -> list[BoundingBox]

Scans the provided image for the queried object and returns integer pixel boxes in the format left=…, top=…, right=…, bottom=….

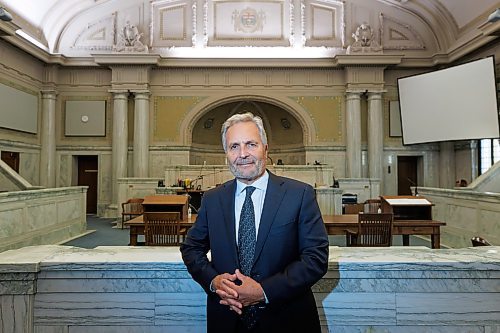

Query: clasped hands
left=213, top=269, right=265, bottom=315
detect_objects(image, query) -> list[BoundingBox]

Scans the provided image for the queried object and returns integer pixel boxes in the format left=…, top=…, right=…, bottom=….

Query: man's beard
left=229, top=156, right=265, bottom=181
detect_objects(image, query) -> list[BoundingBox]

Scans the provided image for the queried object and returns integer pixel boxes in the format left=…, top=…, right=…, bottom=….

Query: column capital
left=41, top=88, right=58, bottom=96
left=367, top=91, right=385, bottom=101
left=131, top=90, right=151, bottom=95
left=345, top=91, right=362, bottom=101
left=367, top=89, right=386, bottom=95
left=345, top=89, right=365, bottom=94
left=108, top=89, right=129, bottom=94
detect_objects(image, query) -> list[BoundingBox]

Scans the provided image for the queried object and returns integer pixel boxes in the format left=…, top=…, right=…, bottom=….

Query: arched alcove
left=190, top=100, right=305, bottom=165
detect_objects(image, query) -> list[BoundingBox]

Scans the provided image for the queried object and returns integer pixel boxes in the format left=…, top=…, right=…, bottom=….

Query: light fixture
left=0, top=7, right=13, bottom=22
left=487, top=8, right=500, bottom=23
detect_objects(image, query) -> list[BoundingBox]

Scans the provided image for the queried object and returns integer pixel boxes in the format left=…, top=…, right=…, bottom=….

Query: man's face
left=225, top=121, right=268, bottom=184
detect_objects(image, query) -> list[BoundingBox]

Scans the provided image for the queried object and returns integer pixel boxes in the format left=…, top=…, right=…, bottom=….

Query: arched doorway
left=190, top=100, right=305, bottom=165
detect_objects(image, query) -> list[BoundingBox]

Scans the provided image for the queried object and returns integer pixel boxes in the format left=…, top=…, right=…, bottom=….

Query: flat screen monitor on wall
left=397, top=56, right=499, bottom=145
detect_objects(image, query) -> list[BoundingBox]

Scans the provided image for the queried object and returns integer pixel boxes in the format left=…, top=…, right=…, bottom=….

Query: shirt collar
left=236, top=170, right=269, bottom=195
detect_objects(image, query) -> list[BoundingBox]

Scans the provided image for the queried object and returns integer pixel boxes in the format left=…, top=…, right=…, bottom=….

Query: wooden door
left=1, top=151, right=19, bottom=172
left=397, top=156, right=418, bottom=195
left=78, top=155, right=98, bottom=214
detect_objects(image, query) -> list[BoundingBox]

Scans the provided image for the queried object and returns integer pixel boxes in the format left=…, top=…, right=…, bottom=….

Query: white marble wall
left=315, top=187, right=343, bottom=215
left=337, top=178, right=380, bottom=203
left=0, top=245, right=499, bottom=333
left=0, top=187, right=87, bottom=253
left=19, top=151, right=39, bottom=185
left=418, top=187, right=500, bottom=248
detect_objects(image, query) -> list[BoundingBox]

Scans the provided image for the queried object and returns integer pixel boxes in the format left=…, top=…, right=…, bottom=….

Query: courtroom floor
left=63, top=215, right=434, bottom=249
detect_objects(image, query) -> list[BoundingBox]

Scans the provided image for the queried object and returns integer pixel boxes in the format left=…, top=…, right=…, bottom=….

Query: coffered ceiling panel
left=208, top=0, right=290, bottom=47
left=151, top=0, right=192, bottom=48
left=305, top=0, right=344, bottom=47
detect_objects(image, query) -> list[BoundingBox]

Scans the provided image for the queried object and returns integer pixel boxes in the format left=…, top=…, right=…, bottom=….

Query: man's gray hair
left=221, top=112, right=268, bottom=152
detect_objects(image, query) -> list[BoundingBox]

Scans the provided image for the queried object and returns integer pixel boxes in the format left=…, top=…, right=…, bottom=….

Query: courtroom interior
left=0, top=0, right=499, bottom=332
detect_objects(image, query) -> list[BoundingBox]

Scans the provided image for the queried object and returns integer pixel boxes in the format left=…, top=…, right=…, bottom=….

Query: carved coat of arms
left=232, top=7, right=266, bottom=33
left=113, top=21, right=148, bottom=53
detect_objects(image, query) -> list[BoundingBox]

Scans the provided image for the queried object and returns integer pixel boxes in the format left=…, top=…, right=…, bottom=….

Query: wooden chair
left=344, top=203, right=364, bottom=214
left=471, top=236, right=491, bottom=247
left=364, top=198, right=381, bottom=213
left=121, top=198, right=144, bottom=229
left=144, top=212, right=181, bottom=246
left=345, top=213, right=394, bottom=247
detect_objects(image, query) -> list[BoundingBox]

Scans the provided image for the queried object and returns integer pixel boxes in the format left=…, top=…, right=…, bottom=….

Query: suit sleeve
left=180, top=196, right=219, bottom=294
left=260, top=184, right=329, bottom=303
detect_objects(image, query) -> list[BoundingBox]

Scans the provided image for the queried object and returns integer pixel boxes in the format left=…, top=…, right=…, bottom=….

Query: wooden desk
left=124, top=214, right=196, bottom=246
left=142, top=195, right=189, bottom=220
left=322, top=214, right=446, bottom=249
left=125, top=214, right=445, bottom=248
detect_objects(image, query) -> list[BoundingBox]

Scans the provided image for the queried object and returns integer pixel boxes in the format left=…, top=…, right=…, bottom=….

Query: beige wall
left=1, top=37, right=497, bottom=214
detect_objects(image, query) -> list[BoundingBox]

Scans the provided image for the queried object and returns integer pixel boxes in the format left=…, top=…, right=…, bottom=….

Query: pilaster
left=133, top=91, right=150, bottom=178
left=367, top=92, right=384, bottom=182
left=110, top=90, right=129, bottom=205
left=39, top=90, right=57, bottom=188
left=345, top=92, right=362, bottom=178
left=439, top=141, right=456, bottom=188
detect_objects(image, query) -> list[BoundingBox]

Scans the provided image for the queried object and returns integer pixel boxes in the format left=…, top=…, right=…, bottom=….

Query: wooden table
left=323, top=214, right=446, bottom=249
left=124, top=214, right=196, bottom=246
left=125, top=214, right=446, bottom=248
left=142, top=195, right=189, bottom=220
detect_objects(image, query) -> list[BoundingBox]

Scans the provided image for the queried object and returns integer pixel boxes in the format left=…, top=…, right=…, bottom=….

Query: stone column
left=439, top=141, right=455, bottom=188
left=133, top=91, right=150, bottom=177
left=111, top=91, right=129, bottom=205
left=345, top=92, right=362, bottom=178
left=470, top=140, right=478, bottom=181
left=367, top=92, right=384, bottom=181
left=40, top=90, right=57, bottom=188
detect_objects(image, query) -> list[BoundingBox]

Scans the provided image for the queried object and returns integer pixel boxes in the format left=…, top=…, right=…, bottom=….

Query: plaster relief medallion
left=232, top=7, right=266, bottom=33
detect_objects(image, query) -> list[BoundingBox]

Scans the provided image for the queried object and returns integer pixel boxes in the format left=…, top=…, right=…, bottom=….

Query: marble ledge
left=0, top=245, right=498, bottom=271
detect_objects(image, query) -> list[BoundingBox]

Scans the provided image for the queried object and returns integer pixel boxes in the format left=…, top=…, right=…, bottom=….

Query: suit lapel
left=253, top=172, right=286, bottom=264
left=218, top=180, right=239, bottom=264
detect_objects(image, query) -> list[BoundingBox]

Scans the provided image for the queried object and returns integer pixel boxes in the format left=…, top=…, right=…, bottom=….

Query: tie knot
left=244, top=186, right=256, bottom=197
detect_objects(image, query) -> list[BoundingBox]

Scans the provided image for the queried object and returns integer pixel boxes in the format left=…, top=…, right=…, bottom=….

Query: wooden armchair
left=144, top=212, right=181, bottom=246
left=345, top=213, right=394, bottom=247
left=121, top=198, right=144, bottom=229
left=344, top=203, right=365, bottom=214
left=364, top=198, right=381, bottom=213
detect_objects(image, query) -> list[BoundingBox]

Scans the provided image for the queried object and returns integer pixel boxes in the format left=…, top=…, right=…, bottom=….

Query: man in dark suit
left=180, top=112, right=329, bottom=332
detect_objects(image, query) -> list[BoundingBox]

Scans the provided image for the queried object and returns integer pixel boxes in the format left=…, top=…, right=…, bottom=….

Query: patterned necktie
left=238, top=186, right=256, bottom=275
left=238, top=186, right=258, bottom=330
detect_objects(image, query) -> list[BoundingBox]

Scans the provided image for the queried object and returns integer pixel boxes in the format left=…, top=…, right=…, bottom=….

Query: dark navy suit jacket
left=180, top=171, right=329, bottom=332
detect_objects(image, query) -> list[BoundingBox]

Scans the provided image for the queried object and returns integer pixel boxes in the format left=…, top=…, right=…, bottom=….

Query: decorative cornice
left=333, top=54, right=403, bottom=66
left=479, top=20, right=500, bottom=37
left=93, top=53, right=161, bottom=65
left=0, top=20, right=20, bottom=37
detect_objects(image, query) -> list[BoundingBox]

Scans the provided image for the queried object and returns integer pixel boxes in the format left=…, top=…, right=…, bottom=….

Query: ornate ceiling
left=0, top=0, right=498, bottom=66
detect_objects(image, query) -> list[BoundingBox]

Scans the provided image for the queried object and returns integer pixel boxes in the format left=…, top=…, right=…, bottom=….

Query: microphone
left=331, top=175, right=339, bottom=188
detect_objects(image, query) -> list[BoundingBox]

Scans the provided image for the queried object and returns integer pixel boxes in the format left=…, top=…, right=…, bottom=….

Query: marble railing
left=418, top=187, right=500, bottom=248
left=0, top=159, right=42, bottom=191
left=0, top=187, right=87, bottom=253
left=1, top=245, right=499, bottom=333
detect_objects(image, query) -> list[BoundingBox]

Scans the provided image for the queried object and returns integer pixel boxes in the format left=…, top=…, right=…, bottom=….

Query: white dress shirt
left=234, top=171, right=269, bottom=245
